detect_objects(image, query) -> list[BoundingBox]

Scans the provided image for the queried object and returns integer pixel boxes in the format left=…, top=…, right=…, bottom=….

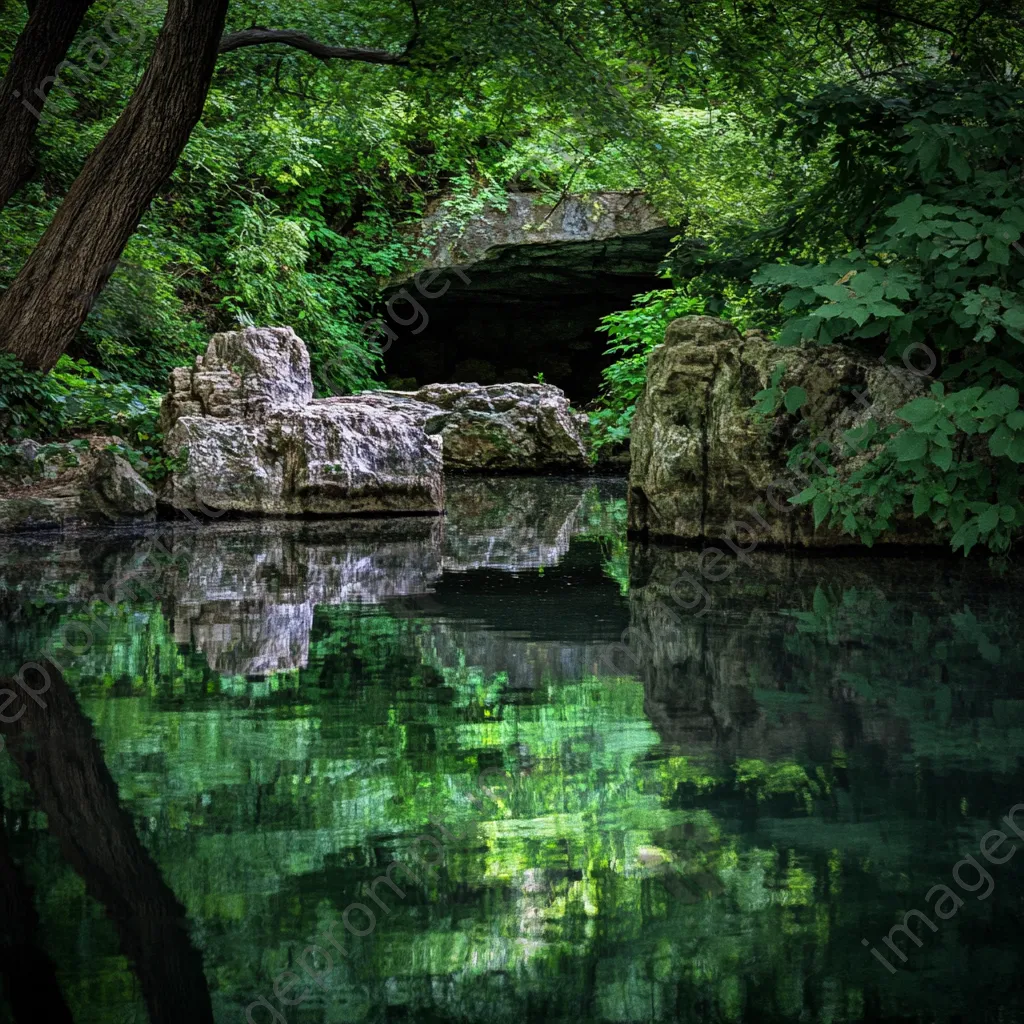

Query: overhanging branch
left=218, top=28, right=411, bottom=65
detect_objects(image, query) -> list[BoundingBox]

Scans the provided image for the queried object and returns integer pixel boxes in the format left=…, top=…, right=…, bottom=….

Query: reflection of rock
left=164, top=519, right=444, bottom=676
left=623, top=543, right=1024, bottom=762
left=628, top=316, right=936, bottom=546
left=416, top=621, right=625, bottom=690
left=0, top=477, right=627, bottom=680
left=368, top=383, right=590, bottom=473
left=161, top=327, right=444, bottom=516
left=442, top=476, right=588, bottom=570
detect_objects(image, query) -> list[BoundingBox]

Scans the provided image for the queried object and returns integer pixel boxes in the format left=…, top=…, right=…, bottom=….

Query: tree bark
left=0, top=0, right=230, bottom=372
left=219, top=27, right=409, bottom=64
left=0, top=0, right=97, bottom=212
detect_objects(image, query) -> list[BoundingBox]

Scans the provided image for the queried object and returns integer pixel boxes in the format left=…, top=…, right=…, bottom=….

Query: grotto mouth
left=379, top=226, right=677, bottom=403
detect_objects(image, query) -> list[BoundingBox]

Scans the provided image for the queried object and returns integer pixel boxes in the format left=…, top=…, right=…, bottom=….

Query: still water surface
left=1, top=477, right=1022, bottom=1023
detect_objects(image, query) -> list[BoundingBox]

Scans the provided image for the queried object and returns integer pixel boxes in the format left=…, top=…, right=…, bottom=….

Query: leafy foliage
left=588, top=290, right=706, bottom=453
left=0, top=353, right=160, bottom=445
left=2, top=1, right=1023, bottom=551
left=789, top=382, right=1024, bottom=554
left=747, top=80, right=1024, bottom=553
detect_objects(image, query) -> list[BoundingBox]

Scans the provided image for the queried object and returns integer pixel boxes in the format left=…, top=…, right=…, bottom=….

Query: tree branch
left=218, top=28, right=412, bottom=65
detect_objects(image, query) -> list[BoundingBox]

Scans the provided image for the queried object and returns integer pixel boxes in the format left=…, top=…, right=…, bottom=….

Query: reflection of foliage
left=734, top=758, right=832, bottom=813
left=576, top=489, right=630, bottom=593
left=779, top=580, right=1024, bottom=774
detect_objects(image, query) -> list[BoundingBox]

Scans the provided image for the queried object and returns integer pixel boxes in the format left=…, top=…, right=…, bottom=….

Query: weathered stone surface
left=91, top=450, right=157, bottom=518
left=164, top=397, right=444, bottom=516
left=160, top=326, right=313, bottom=431
left=365, top=381, right=590, bottom=472
left=628, top=315, right=937, bottom=547
left=159, top=326, right=445, bottom=516
left=400, top=190, right=670, bottom=274
left=0, top=439, right=156, bottom=532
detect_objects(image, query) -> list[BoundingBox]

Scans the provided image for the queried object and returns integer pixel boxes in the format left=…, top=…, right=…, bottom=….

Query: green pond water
left=1, top=476, right=1022, bottom=1024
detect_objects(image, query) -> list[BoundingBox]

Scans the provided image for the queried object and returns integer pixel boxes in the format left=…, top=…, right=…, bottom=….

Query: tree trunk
left=0, top=0, right=97, bottom=212
left=0, top=0, right=230, bottom=372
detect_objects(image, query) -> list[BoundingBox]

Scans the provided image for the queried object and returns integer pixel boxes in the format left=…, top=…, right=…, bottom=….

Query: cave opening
left=380, top=227, right=676, bottom=403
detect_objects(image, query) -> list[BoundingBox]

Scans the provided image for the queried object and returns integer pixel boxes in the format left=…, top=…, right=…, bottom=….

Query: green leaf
left=812, top=493, right=830, bottom=527
left=979, top=386, right=1020, bottom=416
left=784, top=386, right=808, bottom=414
left=989, top=423, right=1012, bottom=457
left=790, top=487, right=817, bottom=505
left=977, top=507, right=1000, bottom=533
left=893, top=430, right=928, bottom=462
left=912, top=488, right=932, bottom=517
left=931, top=446, right=952, bottom=471
left=1007, top=435, right=1024, bottom=463
left=897, top=396, right=938, bottom=425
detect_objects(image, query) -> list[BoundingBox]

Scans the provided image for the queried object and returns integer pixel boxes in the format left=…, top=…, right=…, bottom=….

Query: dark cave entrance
left=380, top=227, right=676, bottom=402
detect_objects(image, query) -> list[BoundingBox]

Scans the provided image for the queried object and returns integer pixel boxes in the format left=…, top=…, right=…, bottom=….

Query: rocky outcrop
left=160, top=327, right=444, bottom=516
left=0, top=439, right=156, bottom=532
left=382, top=191, right=679, bottom=399
left=399, top=190, right=670, bottom=276
left=364, top=382, right=590, bottom=472
left=628, top=316, right=937, bottom=547
left=161, top=325, right=313, bottom=427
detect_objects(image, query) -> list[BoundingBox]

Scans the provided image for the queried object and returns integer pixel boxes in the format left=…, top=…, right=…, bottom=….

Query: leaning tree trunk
left=0, top=0, right=230, bottom=372
left=0, top=0, right=97, bottom=212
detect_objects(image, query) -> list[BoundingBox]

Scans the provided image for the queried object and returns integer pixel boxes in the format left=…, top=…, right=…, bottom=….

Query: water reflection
left=1, top=477, right=1022, bottom=1023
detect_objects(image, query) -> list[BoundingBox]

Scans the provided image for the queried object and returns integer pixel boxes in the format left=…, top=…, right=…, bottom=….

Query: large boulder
left=628, top=316, right=936, bottom=547
left=366, top=381, right=591, bottom=472
left=0, top=440, right=156, bottom=532
left=161, top=327, right=443, bottom=516
left=163, top=396, right=444, bottom=517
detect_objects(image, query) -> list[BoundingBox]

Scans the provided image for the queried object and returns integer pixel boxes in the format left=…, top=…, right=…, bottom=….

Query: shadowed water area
left=1, top=477, right=1022, bottom=1024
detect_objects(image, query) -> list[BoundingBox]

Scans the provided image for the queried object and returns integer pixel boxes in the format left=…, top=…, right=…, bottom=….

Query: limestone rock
left=160, top=326, right=313, bottom=431
left=164, top=397, right=444, bottom=516
left=161, top=327, right=444, bottom=516
left=396, top=190, right=671, bottom=276
left=0, top=439, right=155, bottom=532
left=366, top=381, right=590, bottom=472
left=628, top=315, right=937, bottom=547
left=91, top=450, right=157, bottom=518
